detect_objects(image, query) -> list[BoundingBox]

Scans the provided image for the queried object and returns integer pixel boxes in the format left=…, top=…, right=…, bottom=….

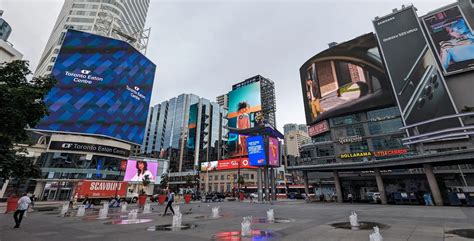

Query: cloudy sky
left=2, top=0, right=453, bottom=132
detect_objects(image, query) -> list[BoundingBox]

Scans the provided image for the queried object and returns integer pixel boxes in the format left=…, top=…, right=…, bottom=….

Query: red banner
left=75, top=180, right=128, bottom=199
left=217, top=158, right=257, bottom=170
left=308, top=120, right=329, bottom=137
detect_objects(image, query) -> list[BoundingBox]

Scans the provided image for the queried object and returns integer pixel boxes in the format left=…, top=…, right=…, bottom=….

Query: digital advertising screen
left=300, top=33, right=397, bottom=126
left=423, top=5, right=474, bottom=75
left=187, top=104, right=198, bottom=149
left=123, top=159, right=158, bottom=182
left=373, top=6, right=462, bottom=135
left=268, top=137, right=280, bottom=167
left=35, top=30, right=156, bottom=144
left=247, top=135, right=267, bottom=166
left=200, top=161, right=218, bottom=172
left=227, top=82, right=262, bottom=157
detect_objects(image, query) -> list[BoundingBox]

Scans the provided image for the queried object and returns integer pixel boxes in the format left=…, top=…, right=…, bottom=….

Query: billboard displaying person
left=268, top=137, right=280, bottom=167
left=423, top=5, right=474, bottom=75
left=34, top=30, right=156, bottom=144
left=124, top=159, right=158, bottom=182
left=227, top=82, right=262, bottom=157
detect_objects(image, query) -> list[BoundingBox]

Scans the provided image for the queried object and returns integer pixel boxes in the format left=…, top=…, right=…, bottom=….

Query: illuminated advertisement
left=200, top=161, right=218, bottom=172
left=200, top=158, right=257, bottom=171
left=227, top=82, right=262, bottom=157
left=308, top=120, right=329, bottom=137
left=300, top=33, right=396, bottom=125
left=268, top=137, right=280, bottom=167
left=373, top=6, right=462, bottom=135
left=123, top=159, right=158, bottom=182
left=35, top=30, right=156, bottom=144
left=423, top=5, right=474, bottom=75
left=247, top=135, right=267, bottom=166
left=187, top=104, right=198, bottom=149
left=373, top=149, right=408, bottom=157
left=339, top=149, right=409, bottom=159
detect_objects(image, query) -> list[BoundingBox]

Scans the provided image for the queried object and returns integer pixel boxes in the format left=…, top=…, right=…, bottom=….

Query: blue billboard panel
left=247, top=135, right=266, bottom=166
left=36, top=30, right=156, bottom=144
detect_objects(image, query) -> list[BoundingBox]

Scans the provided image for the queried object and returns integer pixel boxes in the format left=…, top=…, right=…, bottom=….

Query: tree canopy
left=0, top=60, right=56, bottom=180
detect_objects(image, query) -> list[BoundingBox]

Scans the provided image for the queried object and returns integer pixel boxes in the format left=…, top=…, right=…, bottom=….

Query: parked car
left=204, top=192, right=225, bottom=202
left=287, top=192, right=304, bottom=199
left=249, top=193, right=266, bottom=199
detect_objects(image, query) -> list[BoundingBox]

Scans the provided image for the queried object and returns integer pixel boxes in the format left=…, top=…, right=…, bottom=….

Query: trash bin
left=5, top=196, right=19, bottom=213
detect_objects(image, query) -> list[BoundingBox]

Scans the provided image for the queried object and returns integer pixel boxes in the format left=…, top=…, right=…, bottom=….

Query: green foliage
left=142, top=174, right=151, bottom=186
left=185, top=174, right=194, bottom=187
left=0, top=60, right=55, bottom=182
left=0, top=60, right=56, bottom=149
left=237, top=175, right=245, bottom=186
left=160, top=172, right=169, bottom=190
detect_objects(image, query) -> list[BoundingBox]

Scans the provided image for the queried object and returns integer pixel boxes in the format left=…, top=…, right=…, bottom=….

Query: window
left=50, top=57, right=56, bottom=62
left=368, top=118, right=403, bottom=135
left=251, top=174, right=254, bottom=180
left=372, top=136, right=403, bottom=151
left=214, top=175, right=218, bottom=181
left=220, top=175, right=224, bottom=180
left=346, top=124, right=365, bottom=136
left=47, top=66, right=53, bottom=71
left=331, top=113, right=363, bottom=127
left=53, top=49, right=59, bottom=54
left=349, top=140, right=369, bottom=153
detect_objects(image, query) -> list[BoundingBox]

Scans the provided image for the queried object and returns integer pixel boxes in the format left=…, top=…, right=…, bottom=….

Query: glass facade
left=141, top=94, right=227, bottom=174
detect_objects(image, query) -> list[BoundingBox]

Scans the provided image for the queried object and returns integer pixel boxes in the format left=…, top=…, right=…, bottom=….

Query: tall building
left=35, top=0, right=150, bottom=77
left=291, top=1, right=474, bottom=206
left=283, top=123, right=308, bottom=136
left=216, top=94, right=228, bottom=109
left=141, top=94, right=228, bottom=183
left=284, top=127, right=310, bottom=157
left=0, top=11, right=23, bottom=63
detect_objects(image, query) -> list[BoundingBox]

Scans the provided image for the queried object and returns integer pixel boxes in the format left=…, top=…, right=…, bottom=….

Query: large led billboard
left=35, top=30, right=156, bottom=144
left=247, top=135, right=267, bottom=166
left=227, top=82, right=262, bottom=157
left=268, top=137, right=280, bottom=167
left=123, top=159, right=158, bottom=182
left=423, top=5, right=474, bottom=75
left=200, top=158, right=257, bottom=171
left=300, top=33, right=396, bottom=126
left=373, top=6, right=462, bottom=135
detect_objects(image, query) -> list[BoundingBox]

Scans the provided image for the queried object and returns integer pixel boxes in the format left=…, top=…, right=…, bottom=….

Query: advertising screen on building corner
left=373, top=6, right=462, bottom=135
left=247, top=135, right=267, bottom=166
left=35, top=30, right=156, bottom=144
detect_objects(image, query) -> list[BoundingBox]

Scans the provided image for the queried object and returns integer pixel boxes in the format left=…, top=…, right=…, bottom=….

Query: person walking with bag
left=163, top=189, right=175, bottom=216
left=13, top=193, right=31, bottom=229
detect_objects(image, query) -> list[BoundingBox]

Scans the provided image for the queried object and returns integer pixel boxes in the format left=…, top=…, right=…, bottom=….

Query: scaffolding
left=93, top=10, right=150, bottom=54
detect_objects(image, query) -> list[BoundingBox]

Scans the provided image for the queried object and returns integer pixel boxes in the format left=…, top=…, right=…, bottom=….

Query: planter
left=158, top=195, right=166, bottom=205
left=184, top=194, right=192, bottom=204
left=5, top=197, right=19, bottom=213
left=138, top=195, right=147, bottom=207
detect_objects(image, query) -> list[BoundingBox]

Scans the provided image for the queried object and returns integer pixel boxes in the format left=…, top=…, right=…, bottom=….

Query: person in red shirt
left=236, top=102, right=251, bottom=154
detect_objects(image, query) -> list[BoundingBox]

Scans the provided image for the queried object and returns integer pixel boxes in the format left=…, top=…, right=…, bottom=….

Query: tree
left=159, top=173, right=169, bottom=190
left=0, top=60, right=55, bottom=186
left=185, top=174, right=194, bottom=189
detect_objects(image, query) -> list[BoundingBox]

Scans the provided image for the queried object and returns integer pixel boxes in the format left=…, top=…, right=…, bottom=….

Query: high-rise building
left=0, top=11, right=22, bottom=63
left=216, top=94, right=228, bottom=109
left=284, top=128, right=310, bottom=157
left=35, top=0, right=151, bottom=77
left=141, top=94, right=228, bottom=182
left=283, top=123, right=308, bottom=136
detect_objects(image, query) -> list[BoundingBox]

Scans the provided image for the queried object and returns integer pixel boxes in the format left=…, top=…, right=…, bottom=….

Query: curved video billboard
left=300, top=33, right=396, bottom=126
left=35, top=30, right=156, bottom=144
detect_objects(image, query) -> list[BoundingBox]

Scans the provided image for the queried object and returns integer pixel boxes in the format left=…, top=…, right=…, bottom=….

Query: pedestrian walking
left=163, top=189, right=175, bottom=216
left=13, top=193, right=31, bottom=228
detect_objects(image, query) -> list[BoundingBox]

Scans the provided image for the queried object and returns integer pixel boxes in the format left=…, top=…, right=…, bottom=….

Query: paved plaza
left=1, top=200, right=473, bottom=241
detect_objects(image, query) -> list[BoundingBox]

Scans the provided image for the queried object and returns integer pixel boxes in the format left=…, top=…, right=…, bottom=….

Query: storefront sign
left=339, top=152, right=372, bottom=159
left=338, top=135, right=362, bottom=144
left=373, top=149, right=408, bottom=157
left=368, top=115, right=396, bottom=122
left=48, top=141, right=130, bottom=157
left=308, top=121, right=329, bottom=137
